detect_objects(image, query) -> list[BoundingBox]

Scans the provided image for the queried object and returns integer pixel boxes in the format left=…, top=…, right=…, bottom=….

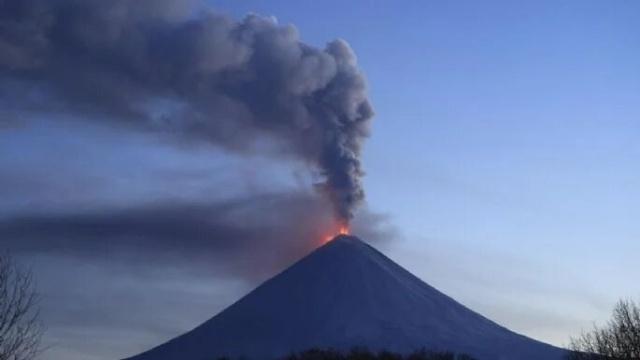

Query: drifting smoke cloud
left=0, top=191, right=397, bottom=279
left=0, top=0, right=373, bottom=223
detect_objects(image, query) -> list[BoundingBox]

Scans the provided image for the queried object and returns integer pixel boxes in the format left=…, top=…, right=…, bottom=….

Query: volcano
left=124, top=235, right=567, bottom=360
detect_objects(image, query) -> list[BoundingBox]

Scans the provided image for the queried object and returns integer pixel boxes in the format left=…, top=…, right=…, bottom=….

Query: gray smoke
left=0, top=191, right=397, bottom=280
left=0, top=0, right=373, bottom=223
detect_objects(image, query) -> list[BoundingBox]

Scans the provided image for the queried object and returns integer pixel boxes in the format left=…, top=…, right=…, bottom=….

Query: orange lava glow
left=322, top=225, right=350, bottom=244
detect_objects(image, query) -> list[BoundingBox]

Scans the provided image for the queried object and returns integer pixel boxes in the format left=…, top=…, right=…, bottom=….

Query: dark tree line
left=568, top=299, right=640, bottom=360
left=216, top=348, right=476, bottom=360
left=283, top=348, right=476, bottom=360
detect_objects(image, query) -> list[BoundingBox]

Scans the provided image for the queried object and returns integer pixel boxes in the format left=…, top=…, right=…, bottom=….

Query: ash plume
left=0, top=0, right=373, bottom=223
left=0, top=191, right=397, bottom=280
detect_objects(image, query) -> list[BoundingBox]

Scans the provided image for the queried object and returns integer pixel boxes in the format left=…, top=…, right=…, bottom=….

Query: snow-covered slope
left=124, top=235, right=567, bottom=360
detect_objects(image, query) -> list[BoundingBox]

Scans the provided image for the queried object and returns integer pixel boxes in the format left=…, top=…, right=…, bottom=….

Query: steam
left=0, top=0, right=373, bottom=223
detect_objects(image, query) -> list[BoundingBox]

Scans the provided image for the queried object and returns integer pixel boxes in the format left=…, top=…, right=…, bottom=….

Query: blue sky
left=213, top=0, right=640, bottom=343
left=1, top=1, right=639, bottom=359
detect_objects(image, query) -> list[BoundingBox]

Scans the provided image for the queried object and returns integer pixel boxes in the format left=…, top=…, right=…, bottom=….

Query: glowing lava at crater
left=323, top=225, right=350, bottom=244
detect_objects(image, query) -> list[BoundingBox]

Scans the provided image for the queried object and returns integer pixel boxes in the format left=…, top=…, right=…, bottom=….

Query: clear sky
left=1, top=1, right=639, bottom=359
left=212, top=0, right=640, bottom=342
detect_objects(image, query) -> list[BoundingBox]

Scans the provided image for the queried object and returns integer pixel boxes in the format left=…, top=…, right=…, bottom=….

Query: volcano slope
left=124, top=235, right=567, bottom=360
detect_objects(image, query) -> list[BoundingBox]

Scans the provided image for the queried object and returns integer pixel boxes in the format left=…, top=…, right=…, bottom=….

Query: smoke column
left=0, top=0, right=374, bottom=224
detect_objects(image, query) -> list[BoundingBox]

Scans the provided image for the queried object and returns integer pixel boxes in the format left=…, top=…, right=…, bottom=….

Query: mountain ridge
left=125, top=235, right=567, bottom=360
